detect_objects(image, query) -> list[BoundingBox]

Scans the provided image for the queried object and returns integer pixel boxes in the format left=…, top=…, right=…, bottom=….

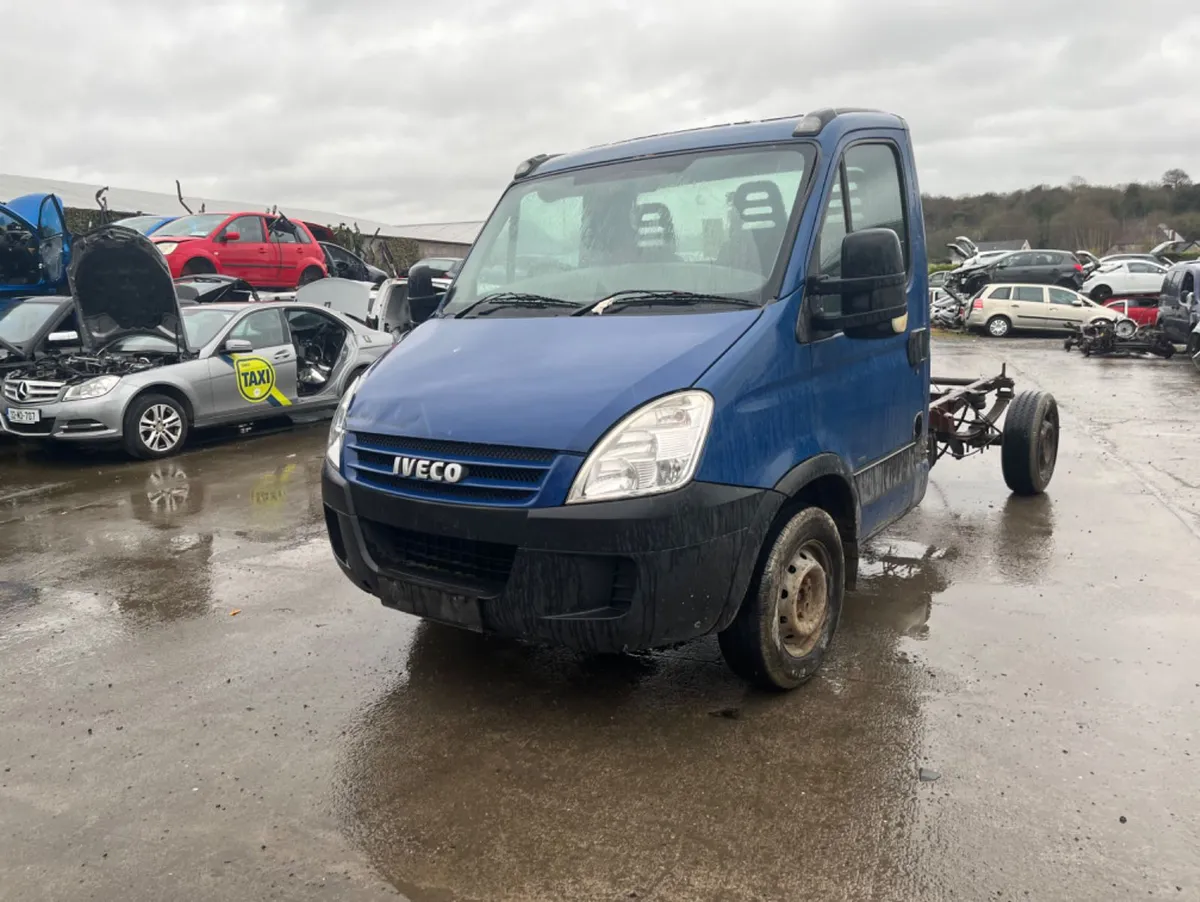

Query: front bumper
left=0, top=392, right=127, bottom=441
left=322, top=462, right=783, bottom=653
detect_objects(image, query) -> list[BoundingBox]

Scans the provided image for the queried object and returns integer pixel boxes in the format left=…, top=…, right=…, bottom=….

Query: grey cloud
left=3, top=0, right=1197, bottom=223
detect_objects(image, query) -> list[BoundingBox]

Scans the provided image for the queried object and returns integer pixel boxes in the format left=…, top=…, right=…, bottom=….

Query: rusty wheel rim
left=775, top=541, right=830, bottom=659
left=1037, top=406, right=1059, bottom=481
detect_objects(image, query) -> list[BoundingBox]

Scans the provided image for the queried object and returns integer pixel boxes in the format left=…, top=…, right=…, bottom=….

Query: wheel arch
left=772, top=453, right=861, bottom=590
left=126, top=382, right=197, bottom=426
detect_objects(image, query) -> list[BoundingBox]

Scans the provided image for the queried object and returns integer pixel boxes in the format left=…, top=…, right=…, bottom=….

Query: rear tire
left=298, top=266, right=324, bottom=287
left=986, top=315, right=1012, bottom=338
left=1089, top=285, right=1112, bottom=302
left=1001, top=390, right=1058, bottom=496
left=718, top=507, right=845, bottom=691
left=122, top=393, right=190, bottom=460
left=181, top=258, right=215, bottom=276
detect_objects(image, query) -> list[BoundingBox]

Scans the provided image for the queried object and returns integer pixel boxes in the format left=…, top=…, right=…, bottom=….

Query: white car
left=1082, top=260, right=1168, bottom=301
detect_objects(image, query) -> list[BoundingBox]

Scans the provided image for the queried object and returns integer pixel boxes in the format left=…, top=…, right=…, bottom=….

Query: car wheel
left=122, top=393, right=190, bottom=460
left=986, top=315, right=1012, bottom=338
left=298, top=266, right=324, bottom=287
left=1001, top=390, right=1059, bottom=496
left=342, top=366, right=368, bottom=396
left=1089, top=285, right=1112, bottom=302
left=718, top=506, right=845, bottom=691
left=181, top=258, right=215, bottom=276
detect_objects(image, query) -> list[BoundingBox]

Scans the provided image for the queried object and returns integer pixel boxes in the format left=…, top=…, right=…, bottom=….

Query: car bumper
left=322, top=461, right=783, bottom=653
left=0, top=393, right=127, bottom=441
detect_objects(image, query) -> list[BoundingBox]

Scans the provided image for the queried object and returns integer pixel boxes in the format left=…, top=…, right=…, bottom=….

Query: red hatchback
left=150, top=212, right=327, bottom=289
left=1104, top=296, right=1159, bottom=328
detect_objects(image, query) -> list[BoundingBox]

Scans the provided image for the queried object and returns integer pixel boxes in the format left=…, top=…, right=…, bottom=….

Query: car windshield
left=0, top=299, right=60, bottom=345
left=154, top=214, right=228, bottom=238
left=114, top=216, right=166, bottom=235
left=181, top=307, right=237, bottom=347
left=444, top=144, right=815, bottom=315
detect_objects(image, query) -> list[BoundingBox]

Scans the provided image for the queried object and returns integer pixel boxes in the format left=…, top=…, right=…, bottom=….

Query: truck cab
left=322, top=109, right=945, bottom=689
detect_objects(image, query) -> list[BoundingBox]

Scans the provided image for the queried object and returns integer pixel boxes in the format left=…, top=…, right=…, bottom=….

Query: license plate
left=6, top=407, right=41, bottom=424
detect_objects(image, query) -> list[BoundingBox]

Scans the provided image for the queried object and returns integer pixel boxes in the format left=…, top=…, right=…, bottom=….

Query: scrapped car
left=1103, top=295, right=1159, bottom=328
left=1082, top=259, right=1167, bottom=300
left=0, top=225, right=394, bottom=459
left=965, top=283, right=1120, bottom=337
left=0, top=296, right=81, bottom=376
left=948, top=250, right=1085, bottom=298
left=0, top=193, right=71, bottom=300
left=1155, top=262, right=1199, bottom=346
left=320, top=242, right=388, bottom=286
left=111, top=214, right=178, bottom=236
left=172, top=273, right=260, bottom=304
left=150, top=212, right=327, bottom=289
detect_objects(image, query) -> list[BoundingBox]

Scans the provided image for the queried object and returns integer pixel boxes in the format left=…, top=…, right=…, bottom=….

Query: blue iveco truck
left=321, top=108, right=1060, bottom=690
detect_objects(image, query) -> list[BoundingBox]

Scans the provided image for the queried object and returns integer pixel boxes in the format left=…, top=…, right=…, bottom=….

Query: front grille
left=359, top=519, right=517, bottom=592
left=3, top=379, right=64, bottom=404
left=346, top=433, right=557, bottom=507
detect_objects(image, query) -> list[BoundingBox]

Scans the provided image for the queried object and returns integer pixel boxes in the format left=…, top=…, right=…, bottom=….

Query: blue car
left=321, top=108, right=1060, bottom=689
left=111, top=214, right=178, bottom=236
left=0, top=193, right=71, bottom=300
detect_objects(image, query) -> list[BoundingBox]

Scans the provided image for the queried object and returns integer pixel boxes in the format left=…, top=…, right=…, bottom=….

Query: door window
left=222, top=215, right=265, bottom=243
left=812, top=142, right=908, bottom=316
left=988, top=286, right=1012, bottom=300
left=1003, top=253, right=1035, bottom=268
left=1127, top=261, right=1161, bottom=274
left=1013, top=286, right=1045, bottom=303
left=228, top=309, right=287, bottom=349
left=1048, top=287, right=1078, bottom=306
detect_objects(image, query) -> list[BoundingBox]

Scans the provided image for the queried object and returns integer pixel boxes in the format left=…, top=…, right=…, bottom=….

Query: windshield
left=181, top=307, right=237, bottom=347
left=0, top=299, right=60, bottom=345
left=154, top=214, right=228, bottom=238
left=444, top=144, right=814, bottom=316
left=114, top=216, right=167, bottom=235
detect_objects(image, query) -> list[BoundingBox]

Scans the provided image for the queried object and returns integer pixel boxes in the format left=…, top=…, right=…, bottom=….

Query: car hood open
left=69, top=225, right=184, bottom=352
left=346, top=309, right=762, bottom=453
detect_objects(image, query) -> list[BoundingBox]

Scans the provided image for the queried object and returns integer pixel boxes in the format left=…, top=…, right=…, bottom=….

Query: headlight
left=566, top=390, right=714, bottom=504
left=326, top=374, right=363, bottom=467
left=63, top=375, right=120, bottom=401
left=156, top=242, right=178, bottom=255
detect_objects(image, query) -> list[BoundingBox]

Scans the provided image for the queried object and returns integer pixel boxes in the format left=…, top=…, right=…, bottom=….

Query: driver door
left=206, top=307, right=298, bottom=420
left=214, top=215, right=273, bottom=284
left=37, top=195, right=68, bottom=288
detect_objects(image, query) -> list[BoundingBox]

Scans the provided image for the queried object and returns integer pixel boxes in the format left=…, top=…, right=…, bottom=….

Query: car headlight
left=63, top=375, right=120, bottom=401
left=326, top=374, right=363, bottom=468
left=156, top=242, right=178, bottom=255
left=566, top=390, right=714, bottom=504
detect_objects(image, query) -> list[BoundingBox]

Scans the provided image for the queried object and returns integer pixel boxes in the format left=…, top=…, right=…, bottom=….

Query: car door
left=994, top=252, right=1035, bottom=283
left=1046, top=286, right=1090, bottom=328
left=206, top=307, right=299, bottom=420
left=1126, top=261, right=1166, bottom=293
left=808, top=137, right=928, bottom=534
left=1011, top=285, right=1048, bottom=328
left=213, top=215, right=272, bottom=284
left=36, top=195, right=68, bottom=288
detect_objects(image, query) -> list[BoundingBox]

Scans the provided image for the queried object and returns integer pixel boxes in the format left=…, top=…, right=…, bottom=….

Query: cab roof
left=531, top=108, right=906, bottom=178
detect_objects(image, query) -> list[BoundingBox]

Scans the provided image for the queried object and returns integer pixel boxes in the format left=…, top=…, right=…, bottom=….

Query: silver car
left=1, top=226, right=395, bottom=459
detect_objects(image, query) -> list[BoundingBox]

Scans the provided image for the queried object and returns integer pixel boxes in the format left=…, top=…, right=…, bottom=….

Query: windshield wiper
left=572, top=290, right=760, bottom=316
left=453, top=292, right=579, bottom=319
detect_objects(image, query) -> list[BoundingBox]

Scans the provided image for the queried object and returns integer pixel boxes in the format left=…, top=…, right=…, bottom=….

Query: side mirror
left=807, top=228, right=908, bottom=339
left=47, top=330, right=80, bottom=343
left=1185, top=291, right=1196, bottom=308
left=220, top=231, right=241, bottom=243
left=223, top=338, right=253, bottom=353
left=1072, top=300, right=1084, bottom=307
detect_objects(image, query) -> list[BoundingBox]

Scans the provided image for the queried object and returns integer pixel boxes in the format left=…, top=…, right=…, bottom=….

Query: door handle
left=258, top=248, right=267, bottom=254
left=273, top=350, right=292, bottom=361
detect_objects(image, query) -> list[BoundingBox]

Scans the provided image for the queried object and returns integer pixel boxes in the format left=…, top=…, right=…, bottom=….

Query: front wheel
left=718, top=507, right=845, bottom=691
left=986, top=315, right=1012, bottom=338
left=1001, top=390, right=1059, bottom=496
left=122, top=393, right=190, bottom=460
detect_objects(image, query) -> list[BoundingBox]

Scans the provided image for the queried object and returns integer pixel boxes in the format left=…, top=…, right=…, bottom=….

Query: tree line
left=924, top=169, right=1199, bottom=261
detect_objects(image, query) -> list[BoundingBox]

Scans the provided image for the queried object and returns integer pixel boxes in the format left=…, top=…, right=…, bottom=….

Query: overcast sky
left=2, top=0, right=1197, bottom=223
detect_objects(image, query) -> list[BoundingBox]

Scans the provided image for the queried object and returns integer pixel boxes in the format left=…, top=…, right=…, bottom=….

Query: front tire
left=122, top=393, right=189, bottom=460
left=180, top=258, right=215, bottom=276
left=718, top=507, right=845, bottom=691
left=986, top=315, right=1012, bottom=338
left=1001, top=390, right=1059, bottom=496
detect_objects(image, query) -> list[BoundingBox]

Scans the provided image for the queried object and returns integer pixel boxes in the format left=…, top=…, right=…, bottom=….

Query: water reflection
left=337, top=541, right=957, bottom=901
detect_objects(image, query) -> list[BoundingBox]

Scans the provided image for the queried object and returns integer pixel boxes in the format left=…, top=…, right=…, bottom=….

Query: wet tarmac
left=1, top=335, right=1198, bottom=901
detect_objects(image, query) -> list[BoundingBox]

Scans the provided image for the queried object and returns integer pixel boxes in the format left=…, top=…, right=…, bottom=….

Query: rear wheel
left=986, top=315, right=1012, bottom=338
left=181, top=258, right=215, bottom=276
left=1089, top=285, right=1112, bottom=302
left=1001, top=390, right=1058, bottom=496
left=718, top=507, right=845, bottom=691
left=122, top=393, right=190, bottom=460
left=298, top=266, right=324, bottom=287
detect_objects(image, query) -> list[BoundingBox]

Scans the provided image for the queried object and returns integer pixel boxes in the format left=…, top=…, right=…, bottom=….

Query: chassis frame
left=928, top=366, right=1015, bottom=464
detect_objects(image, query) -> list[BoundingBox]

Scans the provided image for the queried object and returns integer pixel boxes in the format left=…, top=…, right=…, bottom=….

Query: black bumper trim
left=322, top=461, right=783, bottom=652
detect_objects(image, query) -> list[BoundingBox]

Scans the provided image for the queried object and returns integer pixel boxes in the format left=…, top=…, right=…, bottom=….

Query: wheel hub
left=776, top=546, right=829, bottom=658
